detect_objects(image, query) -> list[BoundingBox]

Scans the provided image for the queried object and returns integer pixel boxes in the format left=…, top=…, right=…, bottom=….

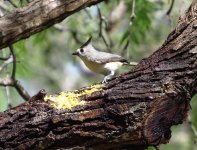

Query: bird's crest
left=80, top=36, right=92, bottom=48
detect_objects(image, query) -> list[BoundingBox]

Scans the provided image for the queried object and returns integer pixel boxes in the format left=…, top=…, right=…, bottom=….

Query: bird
left=72, top=37, right=137, bottom=83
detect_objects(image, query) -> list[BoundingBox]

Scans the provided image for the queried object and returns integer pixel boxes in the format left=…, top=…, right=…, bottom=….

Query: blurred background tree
left=0, top=0, right=196, bottom=150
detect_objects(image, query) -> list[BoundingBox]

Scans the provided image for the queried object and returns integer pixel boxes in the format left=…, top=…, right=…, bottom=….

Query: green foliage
left=147, top=146, right=155, bottom=150
left=122, top=0, right=157, bottom=46
left=14, top=40, right=29, bottom=77
left=191, top=94, right=197, bottom=132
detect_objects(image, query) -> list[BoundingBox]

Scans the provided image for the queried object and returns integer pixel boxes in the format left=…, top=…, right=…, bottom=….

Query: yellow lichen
left=44, top=84, right=104, bottom=110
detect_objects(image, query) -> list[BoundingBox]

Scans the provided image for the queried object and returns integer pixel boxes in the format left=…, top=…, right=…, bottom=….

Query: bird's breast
left=79, top=57, right=108, bottom=75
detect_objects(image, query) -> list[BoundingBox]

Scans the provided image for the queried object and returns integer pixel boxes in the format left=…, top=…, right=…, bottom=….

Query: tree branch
left=14, top=80, right=30, bottom=100
left=0, top=0, right=196, bottom=150
left=166, top=0, right=175, bottom=16
left=0, top=56, right=13, bottom=72
left=0, top=55, right=10, bottom=60
left=8, top=45, right=16, bottom=80
left=97, top=5, right=110, bottom=50
left=0, top=0, right=105, bottom=50
left=0, top=77, right=30, bottom=101
left=0, top=45, right=30, bottom=101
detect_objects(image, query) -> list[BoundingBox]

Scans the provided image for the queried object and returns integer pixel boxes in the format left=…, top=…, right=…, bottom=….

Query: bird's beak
left=72, top=52, right=79, bottom=56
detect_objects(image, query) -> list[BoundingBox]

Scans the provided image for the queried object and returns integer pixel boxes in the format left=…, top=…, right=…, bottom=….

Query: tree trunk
left=0, top=1, right=196, bottom=150
left=0, top=0, right=104, bottom=49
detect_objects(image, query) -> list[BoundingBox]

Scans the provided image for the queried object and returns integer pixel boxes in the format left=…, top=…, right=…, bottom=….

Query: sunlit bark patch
left=44, top=84, right=105, bottom=109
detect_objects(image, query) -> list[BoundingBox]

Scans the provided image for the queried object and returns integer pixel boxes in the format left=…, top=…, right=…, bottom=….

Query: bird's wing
left=90, top=51, right=129, bottom=64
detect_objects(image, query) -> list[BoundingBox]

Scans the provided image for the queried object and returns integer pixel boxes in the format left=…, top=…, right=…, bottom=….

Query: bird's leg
left=102, top=71, right=115, bottom=83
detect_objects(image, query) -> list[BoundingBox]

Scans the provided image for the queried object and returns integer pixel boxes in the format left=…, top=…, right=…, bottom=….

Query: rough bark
left=0, top=1, right=197, bottom=150
left=0, top=0, right=104, bottom=49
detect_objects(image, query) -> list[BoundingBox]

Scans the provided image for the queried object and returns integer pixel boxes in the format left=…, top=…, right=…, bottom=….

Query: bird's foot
left=102, top=76, right=111, bottom=83
left=102, top=79, right=108, bottom=83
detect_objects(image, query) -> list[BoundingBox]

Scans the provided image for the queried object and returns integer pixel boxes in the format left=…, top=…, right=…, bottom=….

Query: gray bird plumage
left=84, top=50, right=129, bottom=64
left=72, top=37, right=136, bottom=83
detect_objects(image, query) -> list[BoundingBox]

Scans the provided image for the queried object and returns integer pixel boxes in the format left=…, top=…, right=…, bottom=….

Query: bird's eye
left=80, top=48, right=84, bottom=53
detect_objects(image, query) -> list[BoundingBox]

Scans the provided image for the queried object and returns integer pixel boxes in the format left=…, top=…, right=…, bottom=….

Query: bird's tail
left=123, top=61, right=138, bottom=66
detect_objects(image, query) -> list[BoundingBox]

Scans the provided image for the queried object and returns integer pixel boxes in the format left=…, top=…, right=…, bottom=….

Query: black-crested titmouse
left=72, top=37, right=137, bottom=83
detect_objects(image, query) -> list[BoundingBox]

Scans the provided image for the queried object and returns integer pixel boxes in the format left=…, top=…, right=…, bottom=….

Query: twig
left=124, top=0, right=135, bottom=59
left=10, top=45, right=30, bottom=100
left=5, top=86, right=12, bottom=108
left=20, top=0, right=24, bottom=6
left=165, top=0, right=175, bottom=29
left=14, top=80, right=31, bottom=101
left=97, top=6, right=103, bottom=36
left=97, top=5, right=110, bottom=50
left=0, top=77, right=30, bottom=101
left=1, top=48, right=13, bottom=108
left=66, top=28, right=84, bottom=44
left=8, top=45, right=16, bottom=80
left=121, top=39, right=129, bottom=57
left=0, top=56, right=13, bottom=72
left=129, top=0, right=136, bottom=26
left=166, top=0, right=175, bottom=16
left=101, top=34, right=110, bottom=51
left=0, top=56, right=10, bottom=60
left=70, top=31, right=84, bottom=45
left=123, top=40, right=129, bottom=51
left=84, top=9, right=93, bottom=19
left=0, top=45, right=30, bottom=101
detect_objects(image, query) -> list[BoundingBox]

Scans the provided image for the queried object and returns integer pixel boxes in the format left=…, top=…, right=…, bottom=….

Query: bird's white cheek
left=76, top=49, right=81, bottom=54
